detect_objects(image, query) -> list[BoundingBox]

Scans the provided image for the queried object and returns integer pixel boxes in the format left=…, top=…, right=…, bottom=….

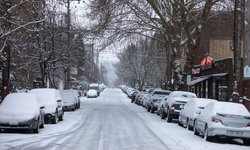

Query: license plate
left=9, top=120, right=18, bottom=126
left=226, top=130, right=243, bottom=136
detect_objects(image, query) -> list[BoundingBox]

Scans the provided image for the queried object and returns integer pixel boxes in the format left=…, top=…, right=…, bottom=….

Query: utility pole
left=1, top=0, right=12, bottom=100
left=65, top=0, right=71, bottom=89
left=233, top=0, right=244, bottom=100
left=64, top=0, right=82, bottom=89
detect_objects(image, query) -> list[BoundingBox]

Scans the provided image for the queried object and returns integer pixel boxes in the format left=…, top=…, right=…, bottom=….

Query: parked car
left=89, top=83, right=101, bottom=96
left=161, top=91, right=197, bottom=122
left=126, top=88, right=136, bottom=99
left=131, top=91, right=139, bottom=103
left=145, top=88, right=155, bottom=94
left=134, top=91, right=147, bottom=105
left=70, top=89, right=80, bottom=109
left=29, top=88, right=64, bottom=124
left=142, top=94, right=151, bottom=107
left=138, top=92, right=151, bottom=106
left=61, top=90, right=78, bottom=111
left=157, top=96, right=168, bottom=116
left=178, top=98, right=217, bottom=130
left=194, top=101, right=250, bottom=145
left=0, top=93, right=45, bottom=133
left=87, top=89, right=98, bottom=98
left=147, top=89, right=171, bottom=113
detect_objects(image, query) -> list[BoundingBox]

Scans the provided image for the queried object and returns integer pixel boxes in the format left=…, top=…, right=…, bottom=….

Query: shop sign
left=192, top=68, right=200, bottom=75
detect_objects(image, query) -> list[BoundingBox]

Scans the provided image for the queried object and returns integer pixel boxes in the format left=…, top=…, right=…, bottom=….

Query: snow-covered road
left=0, top=88, right=249, bottom=150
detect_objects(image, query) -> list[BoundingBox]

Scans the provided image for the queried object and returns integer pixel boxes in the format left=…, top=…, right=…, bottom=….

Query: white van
left=29, top=88, right=64, bottom=124
left=61, top=90, right=79, bottom=111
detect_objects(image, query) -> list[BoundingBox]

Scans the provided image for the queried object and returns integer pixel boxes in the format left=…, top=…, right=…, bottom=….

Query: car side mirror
left=40, top=106, right=45, bottom=109
left=57, top=100, right=62, bottom=102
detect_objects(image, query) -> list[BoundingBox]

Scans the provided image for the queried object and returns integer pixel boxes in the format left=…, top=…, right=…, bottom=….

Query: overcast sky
left=71, top=1, right=119, bottom=86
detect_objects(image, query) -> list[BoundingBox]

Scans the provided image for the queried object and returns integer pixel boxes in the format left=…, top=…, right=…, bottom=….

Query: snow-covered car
left=126, top=88, right=136, bottom=99
left=147, top=89, right=171, bottom=113
left=194, top=101, right=250, bottom=145
left=29, top=88, right=64, bottom=124
left=162, top=91, right=197, bottom=122
left=131, top=90, right=139, bottom=103
left=89, top=83, right=101, bottom=96
left=178, top=98, right=217, bottom=130
left=134, top=91, right=147, bottom=105
left=69, top=89, right=80, bottom=109
left=87, top=89, right=98, bottom=98
left=142, top=94, right=151, bottom=107
left=0, top=93, right=45, bottom=133
left=99, top=83, right=106, bottom=91
left=61, top=90, right=78, bottom=111
left=157, top=95, right=168, bottom=116
left=138, top=92, right=151, bottom=106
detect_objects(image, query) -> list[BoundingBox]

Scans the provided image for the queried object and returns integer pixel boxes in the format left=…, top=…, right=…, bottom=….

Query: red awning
left=201, top=56, right=213, bottom=67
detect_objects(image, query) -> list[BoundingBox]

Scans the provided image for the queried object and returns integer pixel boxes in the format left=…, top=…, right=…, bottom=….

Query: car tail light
left=211, top=116, right=222, bottom=123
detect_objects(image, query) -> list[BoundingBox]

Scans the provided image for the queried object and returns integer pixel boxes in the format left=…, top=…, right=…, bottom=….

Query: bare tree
left=115, top=38, right=165, bottom=90
left=88, top=0, right=229, bottom=90
left=0, top=0, right=45, bottom=98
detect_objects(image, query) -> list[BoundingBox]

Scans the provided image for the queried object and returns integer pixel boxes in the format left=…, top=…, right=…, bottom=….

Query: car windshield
left=173, top=93, right=196, bottom=98
left=153, top=91, right=170, bottom=96
left=61, top=92, right=74, bottom=102
left=89, top=86, right=99, bottom=90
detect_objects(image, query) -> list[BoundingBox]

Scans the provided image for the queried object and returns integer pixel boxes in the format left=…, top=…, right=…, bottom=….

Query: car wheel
left=243, top=139, right=250, bottom=145
left=156, top=110, right=160, bottom=115
left=178, top=116, right=183, bottom=127
left=204, top=125, right=212, bottom=141
left=166, top=109, right=172, bottom=123
left=52, top=113, right=58, bottom=124
left=40, top=117, right=45, bottom=128
left=160, top=109, right=166, bottom=119
left=187, top=124, right=192, bottom=130
left=187, top=119, right=192, bottom=130
left=150, top=105, right=154, bottom=113
left=59, top=111, right=64, bottom=121
left=147, top=106, right=151, bottom=112
left=193, top=121, right=199, bottom=136
left=33, top=120, right=40, bottom=133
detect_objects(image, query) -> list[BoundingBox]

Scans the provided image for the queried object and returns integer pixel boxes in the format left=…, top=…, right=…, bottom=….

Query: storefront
left=188, top=57, right=234, bottom=101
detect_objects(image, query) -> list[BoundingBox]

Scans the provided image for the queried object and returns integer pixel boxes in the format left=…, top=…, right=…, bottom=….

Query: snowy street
left=0, top=88, right=249, bottom=150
